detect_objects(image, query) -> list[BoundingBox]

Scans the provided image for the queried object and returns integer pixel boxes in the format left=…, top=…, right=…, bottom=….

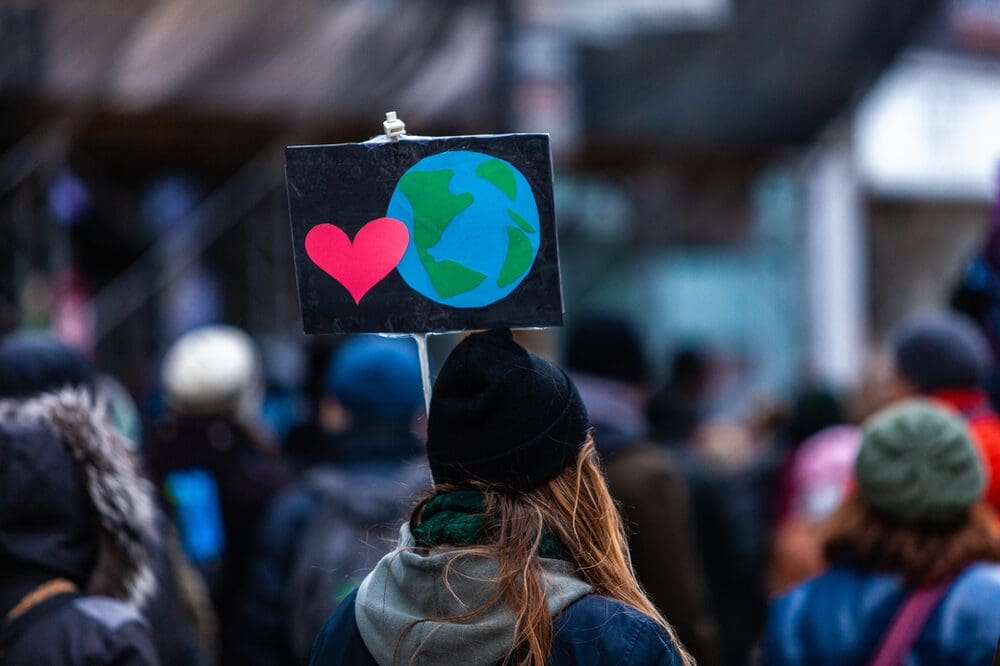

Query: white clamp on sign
left=384, top=111, right=406, bottom=139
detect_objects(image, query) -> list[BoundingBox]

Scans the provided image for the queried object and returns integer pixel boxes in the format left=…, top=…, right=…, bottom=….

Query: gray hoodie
left=354, top=524, right=593, bottom=666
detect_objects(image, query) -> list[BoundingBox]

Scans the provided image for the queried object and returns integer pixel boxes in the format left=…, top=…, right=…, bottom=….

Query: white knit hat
left=162, top=325, right=262, bottom=418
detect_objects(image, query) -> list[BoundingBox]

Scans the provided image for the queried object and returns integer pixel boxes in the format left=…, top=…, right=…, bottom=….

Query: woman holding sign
left=308, top=329, right=693, bottom=665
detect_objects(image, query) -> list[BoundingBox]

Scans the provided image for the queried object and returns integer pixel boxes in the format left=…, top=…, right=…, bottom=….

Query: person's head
left=822, top=399, right=1000, bottom=586
left=0, top=390, right=157, bottom=606
left=565, top=314, right=648, bottom=387
left=414, top=330, right=692, bottom=666
left=0, top=331, right=96, bottom=398
left=784, top=387, right=844, bottom=448
left=320, top=336, right=423, bottom=433
left=669, top=344, right=710, bottom=395
left=564, top=315, right=650, bottom=438
left=161, top=325, right=263, bottom=422
left=647, top=344, right=713, bottom=443
left=890, top=311, right=992, bottom=398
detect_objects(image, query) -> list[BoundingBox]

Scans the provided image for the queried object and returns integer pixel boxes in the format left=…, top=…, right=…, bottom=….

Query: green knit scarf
left=411, top=490, right=571, bottom=561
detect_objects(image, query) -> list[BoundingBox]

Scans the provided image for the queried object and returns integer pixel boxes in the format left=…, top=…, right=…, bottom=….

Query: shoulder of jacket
left=955, top=562, right=1000, bottom=582
left=944, top=563, right=1000, bottom=609
left=767, top=570, right=838, bottom=627
left=71, top=596, right=149, bottom=632
left=310, top=588, right=370, bottom=663
left=560, top=594, right=643, bottom=619
left=926, top=564, right=1000, bottom=661
left=558, top=595, right=676, bottom=654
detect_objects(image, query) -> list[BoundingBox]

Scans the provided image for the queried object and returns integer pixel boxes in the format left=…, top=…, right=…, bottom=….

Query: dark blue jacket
left=309, top=589, right=683, bottom=666
left=762, top=564, right=1000, bottom=665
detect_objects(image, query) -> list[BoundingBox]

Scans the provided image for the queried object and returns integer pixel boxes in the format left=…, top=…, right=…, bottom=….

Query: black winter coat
left=0, top=392, right=165, bottom=665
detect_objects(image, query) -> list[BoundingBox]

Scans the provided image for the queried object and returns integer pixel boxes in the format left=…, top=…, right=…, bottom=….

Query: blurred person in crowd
left=0, top=342, right=159, bottom=664
left=767, top=389, right=856, bottom=594
left=644, top=340, right=772, bottom=665
left=0, top=331, right=95, bottom=397
left=310, top=330, right=692, bottom=665
left=279, top=339, right=359, bottom=474
left=97, top=374, right=144, bottom=450
left=647, top=344, right=713, bottom=444
left=763, top=400, right=1000, bottom=664
left=770, top=388, right=846, bottom=524
left=952, top=175, right=1000, bottom=409
left=776, top=389, right=844, bottom=458
left=241, top=336, right=428, bottom=665
left=565, top=314, right=721, bottom=666
left=258, top=337, right=311, bottom=443
left=767, top=425, right=861, bottom=594
left=891, top=311, right=1000, bottom=514
left=0, top=332, right=214, bottom=665
left=684, top=415, right=773, bottom=666
left=96, top=374, right=219, bottom=664
left=146, top=325, right=288, bottom=665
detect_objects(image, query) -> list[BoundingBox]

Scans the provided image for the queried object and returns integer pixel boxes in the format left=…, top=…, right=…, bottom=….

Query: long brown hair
left=400, top=436, right=695, bottom=666
left=821, top=494, right=1000, bottom=587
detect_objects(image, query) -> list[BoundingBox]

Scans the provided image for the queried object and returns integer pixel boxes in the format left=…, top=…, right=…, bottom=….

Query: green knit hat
left=856, top=399, right=985, bottom=526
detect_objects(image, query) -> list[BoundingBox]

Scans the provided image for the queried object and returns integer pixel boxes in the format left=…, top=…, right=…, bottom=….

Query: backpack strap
left=869, top=578, right=954, bottom=666
left=0, top=582, right=80, bottom=660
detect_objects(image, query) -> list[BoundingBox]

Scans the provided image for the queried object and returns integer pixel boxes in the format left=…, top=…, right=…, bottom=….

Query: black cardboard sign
left=286, top=134, right=563, bottom=334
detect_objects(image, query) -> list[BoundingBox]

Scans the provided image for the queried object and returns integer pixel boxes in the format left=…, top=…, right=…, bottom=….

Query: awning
left=3, top=0, right=497, bottom=131
left=580, top=0, right=943, bottom=149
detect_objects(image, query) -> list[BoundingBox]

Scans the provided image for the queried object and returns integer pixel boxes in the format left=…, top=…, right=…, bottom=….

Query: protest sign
left=286, top=133, right=563, bottom=334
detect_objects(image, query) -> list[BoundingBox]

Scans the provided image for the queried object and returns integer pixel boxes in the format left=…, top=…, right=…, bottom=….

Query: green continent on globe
left=507, top=209, right=536, bottom=234
left=398, top=169, right=487, bottom=299
left=475, top=159, right=517, bottom=201
left=497, top=226, right=534, bottom=288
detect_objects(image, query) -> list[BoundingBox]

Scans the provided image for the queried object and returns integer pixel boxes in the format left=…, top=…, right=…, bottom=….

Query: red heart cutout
left=305, top=218, right=410, bottom=304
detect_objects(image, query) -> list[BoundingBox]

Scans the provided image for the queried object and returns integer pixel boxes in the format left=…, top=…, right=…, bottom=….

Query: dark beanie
left=324, top=336, right=423, bottom=423
left=892, top=312, right=991, bottom=393
left=565, top=314, right=648, bottom=384
left=427, top=330, right=589, bottom=491
left=0, top=332, right=96, bottom=399
left=856, top=399, right=985, bottom=526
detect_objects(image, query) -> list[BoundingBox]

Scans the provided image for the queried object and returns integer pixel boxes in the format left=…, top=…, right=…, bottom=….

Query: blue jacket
left=762, top=564, right=1000, bottom=665
left=309, top=589, right=683, bottom=666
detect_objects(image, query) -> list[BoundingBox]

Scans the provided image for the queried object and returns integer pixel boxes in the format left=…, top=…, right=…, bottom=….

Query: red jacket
left=932, top=389, right=1000, bottom=512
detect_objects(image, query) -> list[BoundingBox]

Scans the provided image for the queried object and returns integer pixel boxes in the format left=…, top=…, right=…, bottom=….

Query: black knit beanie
left=427, top=329, right=589, bottom=492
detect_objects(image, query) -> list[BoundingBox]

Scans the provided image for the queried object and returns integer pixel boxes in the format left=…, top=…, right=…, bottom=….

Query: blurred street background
left=5, top=0, right=1000, bottom=399
left=3, top=1, right=1000, bottom=663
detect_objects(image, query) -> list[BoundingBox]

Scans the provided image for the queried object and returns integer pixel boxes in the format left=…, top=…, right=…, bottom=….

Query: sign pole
left=414, top=332, right=431, bottom=416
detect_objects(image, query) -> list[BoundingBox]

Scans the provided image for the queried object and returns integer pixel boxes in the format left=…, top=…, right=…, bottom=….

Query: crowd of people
left=2, top=301, right=1000, bottom=664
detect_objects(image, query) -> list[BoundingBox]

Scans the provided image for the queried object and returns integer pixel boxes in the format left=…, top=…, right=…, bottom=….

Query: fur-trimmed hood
left=0, top=389, right=157, bottom=607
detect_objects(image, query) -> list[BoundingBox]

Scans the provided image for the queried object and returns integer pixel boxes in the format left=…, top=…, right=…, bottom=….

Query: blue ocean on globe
left=387, top=150, right=541, bottom=308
